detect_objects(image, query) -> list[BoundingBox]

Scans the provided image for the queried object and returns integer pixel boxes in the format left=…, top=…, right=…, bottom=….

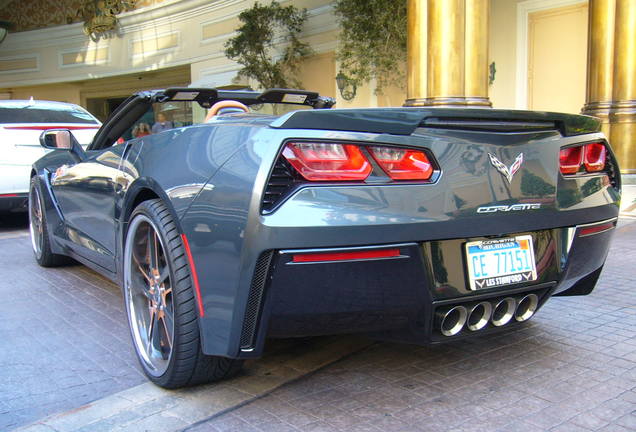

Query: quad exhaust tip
left=439, top=305, right=468, bottom=336
left=437, top=293, right=540, bottom=336
left=515, top=294, right=539, bottom=322
left=467, top=301, right=492, bottom=331
left=492, top=297, right=516, bottom=327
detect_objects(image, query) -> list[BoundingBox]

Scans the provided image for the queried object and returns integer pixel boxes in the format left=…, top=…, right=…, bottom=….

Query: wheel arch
left=118, top=178, right=184, bottom=280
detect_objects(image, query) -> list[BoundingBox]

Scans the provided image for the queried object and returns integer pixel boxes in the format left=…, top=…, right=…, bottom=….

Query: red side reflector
left=584, top=142, right=606, bottom=172
left=578, top=221, right=615, bottom=237
left=292, top=248, right=401, bottom=263
left=180, top=234, right=205, bottom=317
left=559, top=146, right=583, bottom=174
left=0, top=193, right=18, bottom=198
left=369, top=146, right=434, bottom=180
left=4, top=125, right=99, bottom=130
left=282, top=142, right=372, bottom=181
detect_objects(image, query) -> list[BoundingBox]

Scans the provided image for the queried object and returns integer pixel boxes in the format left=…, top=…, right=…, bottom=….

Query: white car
left=0, top=99, right=100, bottom=212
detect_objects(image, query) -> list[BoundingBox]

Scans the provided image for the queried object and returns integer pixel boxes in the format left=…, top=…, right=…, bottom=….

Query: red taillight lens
left=584, top=142, right=606, bottom=172
left=559, top=146, right=583, bottom=175
left=369, top=146, right=434, bottom=180
left=560, top=143, right=608, bottom=175
left=292, top=248, right=401, bottom=263
left=282, top=142, right=372, bottom=181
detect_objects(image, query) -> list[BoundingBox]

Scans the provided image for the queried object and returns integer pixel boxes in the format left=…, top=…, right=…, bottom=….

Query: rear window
left=0, top=105, right=98, bottom=124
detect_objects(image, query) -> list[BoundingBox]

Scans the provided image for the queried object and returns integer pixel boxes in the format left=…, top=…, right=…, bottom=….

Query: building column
left=583, top=0, right=636, bottom=174
left=405, top=0, right=491, bottom=107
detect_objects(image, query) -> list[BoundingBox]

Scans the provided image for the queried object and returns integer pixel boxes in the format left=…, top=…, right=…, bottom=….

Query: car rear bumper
left=0, top=163, right=31, bottom=196
left=232, top=220, right=615, bottom=357
left=0, top=193, right=28, bottom=212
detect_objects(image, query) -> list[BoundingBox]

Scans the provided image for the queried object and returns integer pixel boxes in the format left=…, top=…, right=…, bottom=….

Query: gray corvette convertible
left=29, top=88, right=620, bottom=388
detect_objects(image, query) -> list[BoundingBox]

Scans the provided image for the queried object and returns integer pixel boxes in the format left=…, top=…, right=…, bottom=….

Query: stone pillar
left=405, top=0, right=491, bottom=107
left=583, top=0, right=636, bottom=173
left=406, top=0, right=427, bottom=106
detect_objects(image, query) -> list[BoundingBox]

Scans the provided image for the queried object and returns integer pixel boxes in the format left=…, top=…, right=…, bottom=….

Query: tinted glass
left=0, top=104, right=98, bottom=124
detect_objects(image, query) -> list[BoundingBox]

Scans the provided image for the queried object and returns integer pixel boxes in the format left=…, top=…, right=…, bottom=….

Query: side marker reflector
left=292, top=248, right=401, bottom=263
left=578, top=222, right=615, bottom=237
left=181, top=234, right=205, bottom=317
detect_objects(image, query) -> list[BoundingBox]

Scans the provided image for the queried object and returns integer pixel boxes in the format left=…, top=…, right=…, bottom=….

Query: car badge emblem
left=488, top=153, right=523, bottom=184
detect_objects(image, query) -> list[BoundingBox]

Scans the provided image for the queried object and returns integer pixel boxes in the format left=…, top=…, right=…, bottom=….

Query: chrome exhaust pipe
left=515, top=294, right=539, bottom=322
left=491, top=297, right=516, bottom=327
left=467, top=301, right=492, bottom=331
left=437, top=305, right=468, bottom=336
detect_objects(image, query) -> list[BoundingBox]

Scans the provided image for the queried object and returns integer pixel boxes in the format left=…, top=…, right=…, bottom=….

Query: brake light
left=578, top=221, right=615, bottom=237
left=560, top=142, right=609, bottom=175
left=292, top=248, right=401, bottom=263
left=559, top=146, right=583, bottom=174
left=584, top=142, right=606, bottom=172
left=369, top=146, right=434, bottom=180
left=282, top=142, right=372, bottom=181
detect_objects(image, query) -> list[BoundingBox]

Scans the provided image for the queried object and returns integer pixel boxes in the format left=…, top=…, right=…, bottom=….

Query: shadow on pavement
left=0, top=212, right=28, bottom=232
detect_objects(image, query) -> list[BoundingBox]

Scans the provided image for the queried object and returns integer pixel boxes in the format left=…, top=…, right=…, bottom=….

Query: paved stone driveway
left=1, top=214, right=635, bottom=431
left=192, top=222, right=636, bottom=432
left=0, top=215, right=146, bottom=431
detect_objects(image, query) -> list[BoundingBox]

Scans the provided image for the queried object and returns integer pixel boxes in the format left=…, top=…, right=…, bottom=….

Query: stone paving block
left=6, top=216, right=636, bottom=432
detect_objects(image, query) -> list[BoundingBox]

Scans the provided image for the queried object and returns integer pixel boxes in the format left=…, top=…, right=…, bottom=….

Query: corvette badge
left=488, top=153, right=523, bottom=183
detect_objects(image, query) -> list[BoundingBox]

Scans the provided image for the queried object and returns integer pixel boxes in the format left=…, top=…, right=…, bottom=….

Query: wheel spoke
left=159, top=265, right=170, bottom=285
left=152, top=231, right=160, bottom=270
left=160, top=314, right=173, bottom=350
left=147, top=229, right=156, bottom=269
left=147, top=307, right=156, bottom=354
left=132, top=252, right=152, bottom=284
left=125, top=215, right=176, bottom=377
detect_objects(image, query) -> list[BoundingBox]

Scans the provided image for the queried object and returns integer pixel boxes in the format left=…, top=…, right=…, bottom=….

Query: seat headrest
left=205, top=100, right=249, bottom=122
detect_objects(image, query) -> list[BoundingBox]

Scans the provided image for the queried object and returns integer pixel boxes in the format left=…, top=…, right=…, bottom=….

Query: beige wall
left=4, top=83, right=81, bottom=105
left=299, top=52, right=337, bottom=99
left=0, top=0, right=336, bottom=94
left=0, top=0, right=594, bottom=115
left=528, top=3, right=588, bottom=113
left=489, top=0, right=518, bottom=109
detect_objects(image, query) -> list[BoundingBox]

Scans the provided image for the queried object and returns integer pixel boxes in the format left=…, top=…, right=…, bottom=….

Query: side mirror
left=39, top=129, right=86, bottom=161
left=40, top=129, right=72, bottom=149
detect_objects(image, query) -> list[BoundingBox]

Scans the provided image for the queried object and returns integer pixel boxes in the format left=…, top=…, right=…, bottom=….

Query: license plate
left=465, top=235, right=537, bottom=290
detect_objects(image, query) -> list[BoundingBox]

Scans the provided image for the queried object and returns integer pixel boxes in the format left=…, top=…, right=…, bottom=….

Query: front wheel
left=29, top=176, right=70, bottom=267
left=123, top=199, right=242, bottom=388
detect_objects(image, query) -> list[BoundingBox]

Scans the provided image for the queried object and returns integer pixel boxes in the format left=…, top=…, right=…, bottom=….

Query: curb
left=13, top=336, right=373, bottom=432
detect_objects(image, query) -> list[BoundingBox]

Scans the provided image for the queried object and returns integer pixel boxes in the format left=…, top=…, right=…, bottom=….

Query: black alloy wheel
left=123, top=199, right=243, bottom=388
left=29, top=176, right=69, bottom=267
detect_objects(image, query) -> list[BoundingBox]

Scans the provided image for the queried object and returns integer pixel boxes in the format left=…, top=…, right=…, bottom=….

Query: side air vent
left=605, top=152, right=620, bottom=189
left=421, top=117, right=558, bottom=133
left=261, top=158, right=299, bottom=213
left=240, top=250, right=275, bottom=350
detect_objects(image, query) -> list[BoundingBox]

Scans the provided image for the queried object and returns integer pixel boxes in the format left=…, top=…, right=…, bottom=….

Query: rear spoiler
left=270, top=108, right=601, bottom=136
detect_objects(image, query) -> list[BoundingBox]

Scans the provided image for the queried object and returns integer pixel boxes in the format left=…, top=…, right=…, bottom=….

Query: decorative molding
left=120, top=0, right=244, bottom=33
left=515, top=0, right=587, bottom=109
left=0, top=0, right=236, bottom=51
left=0, top=54, right=39, bottom=74
left=200, top=12, right=240, bottom=44
left=0, top=0, right=336, bottom=87
left=129, top=30, right=180, bottom=59
left=59, top=46, right=110, bottom=69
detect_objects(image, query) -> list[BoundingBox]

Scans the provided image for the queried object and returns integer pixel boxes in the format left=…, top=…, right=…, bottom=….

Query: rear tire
left=29, top=176, right=70, bottom=267
left=123, top=199, right=243, bottom=388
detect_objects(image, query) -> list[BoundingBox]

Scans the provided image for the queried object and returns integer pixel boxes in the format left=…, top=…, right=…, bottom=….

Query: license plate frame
left=465, top=235, right=538, bottom=290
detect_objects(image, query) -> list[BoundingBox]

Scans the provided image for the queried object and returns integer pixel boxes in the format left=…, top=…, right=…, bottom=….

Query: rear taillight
left=559, top=142, right=607, bottom=175
left=369, top=146, right=434, bottom=180
left=559, top=146, right=583, bottom=175
left=584, top=142, right=606, bottom=172
left=282, top=142, right=372, bottom=181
